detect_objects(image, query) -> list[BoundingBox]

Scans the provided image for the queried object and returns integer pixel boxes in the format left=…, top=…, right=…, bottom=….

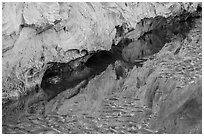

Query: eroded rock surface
left=2, top=2, right=202, bottom=134
left=42, top=14, right=201, bottom=133
left=39, top=9, right=199, bottom=100
left=2, top=2, right=200, bottom=100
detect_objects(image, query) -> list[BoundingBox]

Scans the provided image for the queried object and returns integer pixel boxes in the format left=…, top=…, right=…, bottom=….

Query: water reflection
left=120, top=14, right=194, bottom=64
left=122, top=32, right=163, bottom=63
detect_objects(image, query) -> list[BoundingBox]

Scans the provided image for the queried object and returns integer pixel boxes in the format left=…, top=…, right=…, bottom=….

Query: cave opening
left=40, top=10, right=200, bottom=101
left=2, top=5, right=202, bottom=133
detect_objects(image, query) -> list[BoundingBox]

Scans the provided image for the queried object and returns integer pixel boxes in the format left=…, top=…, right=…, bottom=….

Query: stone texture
left=38, top=13, right=201, bottom=133
left=2, top=2, right=202, bottom=134
left=2, top=2, right=200, bottom=99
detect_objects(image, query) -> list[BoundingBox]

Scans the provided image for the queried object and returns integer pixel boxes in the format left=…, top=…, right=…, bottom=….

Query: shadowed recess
left=40, top=11, right=199, bottom=101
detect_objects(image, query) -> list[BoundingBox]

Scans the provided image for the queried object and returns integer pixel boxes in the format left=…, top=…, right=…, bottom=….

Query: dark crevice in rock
left=2, top=45, right=15, bottom=54
left=113, top=23, right=134, bottom=45
left=41, top=50, right=117, bottom=100
left=20, top=19, right=62, bottom=34
left=111, top=10, right=201, bottom=66
left=115, top=23, right=133, bottom=38
left=2, top=9, right=201, bottom=127
left=36, top=19, right=62, bottom=34
left=40, top=10, right=201, bottom=101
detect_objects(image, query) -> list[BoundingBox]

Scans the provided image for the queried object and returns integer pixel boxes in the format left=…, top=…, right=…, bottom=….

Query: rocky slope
left=2, top=2, right=202, bottom=134
left=40, top=15, right=202, bottom=134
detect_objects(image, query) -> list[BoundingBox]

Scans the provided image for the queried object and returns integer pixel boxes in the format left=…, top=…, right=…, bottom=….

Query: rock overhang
left=2, top=2, right=201, bottom=103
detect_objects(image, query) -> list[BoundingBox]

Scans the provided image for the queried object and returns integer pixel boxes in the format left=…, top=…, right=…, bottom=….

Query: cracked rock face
left=2, top=2, right=200, bottom=99
left=2, top=2, right=202, bottom=134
